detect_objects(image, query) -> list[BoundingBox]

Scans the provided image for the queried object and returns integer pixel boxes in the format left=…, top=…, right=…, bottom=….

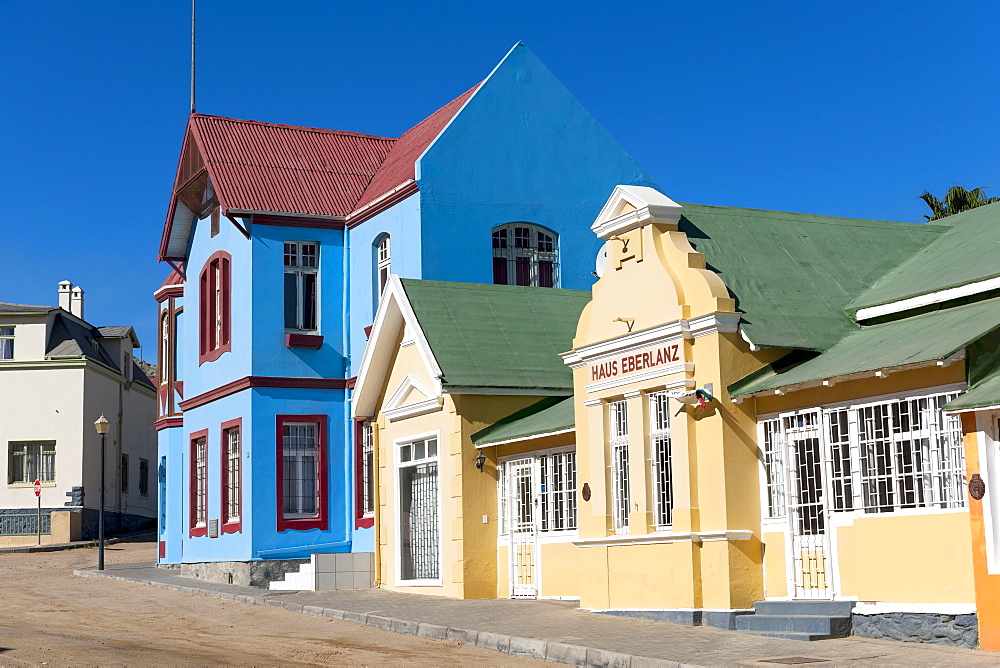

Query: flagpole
left=190, top=0, right=196, bottom=114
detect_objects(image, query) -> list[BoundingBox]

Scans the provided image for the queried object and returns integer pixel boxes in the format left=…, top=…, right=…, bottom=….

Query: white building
left=0, top=281, right=157, bottom=544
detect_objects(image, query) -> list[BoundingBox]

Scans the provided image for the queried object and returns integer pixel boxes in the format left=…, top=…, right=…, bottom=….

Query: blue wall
left=417, top=43, right=657, bottom=290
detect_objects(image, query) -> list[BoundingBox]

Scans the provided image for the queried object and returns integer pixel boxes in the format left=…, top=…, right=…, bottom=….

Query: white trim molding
left=855, top=276, right=1000, bottom=322
left=574, top=529, right=753, bottom=548
left=585, top=367, right=695, bottom=394
left=591, top=185, right=683, bottom=240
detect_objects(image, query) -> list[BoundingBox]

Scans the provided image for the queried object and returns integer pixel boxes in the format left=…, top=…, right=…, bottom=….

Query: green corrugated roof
left=400, top=279, right=590, bottom=392
left=943, top=368, right=1000, bottom=412
left=678, top=203, right=946, bottom=351
left=730, top=297, right=1000, bottom=397
left=472, top=396, right=574, bottom=445
left=849, top=202, right=1000, bottom=313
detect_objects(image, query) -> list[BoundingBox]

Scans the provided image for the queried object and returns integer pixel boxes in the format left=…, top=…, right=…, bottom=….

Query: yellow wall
left=762, top=531, right=788, bottom=598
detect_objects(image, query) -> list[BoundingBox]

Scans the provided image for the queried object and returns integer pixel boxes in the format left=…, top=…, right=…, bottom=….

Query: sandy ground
left=0, top=538, right=543, bottom=666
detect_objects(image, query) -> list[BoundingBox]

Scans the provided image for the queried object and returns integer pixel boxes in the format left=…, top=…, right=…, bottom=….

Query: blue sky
left=2, top=1, right=997, bottom=357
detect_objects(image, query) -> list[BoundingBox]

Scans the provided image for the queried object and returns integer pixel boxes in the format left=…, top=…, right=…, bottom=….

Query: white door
left=784, top=411, right=833, bottom=599
left=507, top=458, right=539, bottom=598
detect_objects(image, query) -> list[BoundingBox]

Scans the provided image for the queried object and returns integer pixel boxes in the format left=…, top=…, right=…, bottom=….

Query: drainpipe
left=373, top=422, right=381, bottom=587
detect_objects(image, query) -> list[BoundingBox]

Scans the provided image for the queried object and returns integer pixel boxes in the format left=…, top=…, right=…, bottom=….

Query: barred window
left=224, top=425, right=241, bottom=523
left=8, top=442, right=56, bottom=484
left=539, top=451, right=577, bottom=532
left=826, top=409, right=854, bottom=511
left=282, top=422, right=320, bottom=518
left=192, top=436, right=207, bottom=528
left=361, top=421, right=375, bottom=517
left=648, top=392, right=674, bottom=529
left=608, top=400, right=630, bottom=534
left=399, top=437, right=439, bottom=581
left=492, top=223, right=558, bottom=288
left=761, top=419, right=786, bottom=518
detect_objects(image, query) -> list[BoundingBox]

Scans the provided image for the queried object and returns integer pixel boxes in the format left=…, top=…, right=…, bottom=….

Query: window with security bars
left=649, top=392, right=674, bottom=529
left=0, top=326, right=14, bottom=360
left=540, top=451, right=578, bottom=532
left=608, top=400, right=630, bottom=534
left=761, top=419, right=787, bottom=518
left=282, top=422, right=320, bottom=518
left=399, top=437, right=440, bottom=581
left=761, top=390, right=967, bottom=519
left=284, top=241, right=318, bottom=331
left=361, top=421, right=375, bottom=517
left=223, top=425, right=241, bottom=523
left=8, top=442, right=55, bottom=484
left=492, top=223, right=558, bottom=288
left=192, top=437, right=207, bottom=529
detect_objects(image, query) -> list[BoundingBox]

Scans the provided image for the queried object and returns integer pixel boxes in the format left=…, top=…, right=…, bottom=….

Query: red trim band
left=178, top=376, right=355, bottom=411
left=252, top=214, right=346, bottom=230
left=286, top=333, right=324, bottom=349
left=346, top=182, right=419, bottom=229
left=155, top=417, right=184, bottom=431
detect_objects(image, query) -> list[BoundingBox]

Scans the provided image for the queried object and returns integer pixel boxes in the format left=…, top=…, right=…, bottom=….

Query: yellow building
left=351, top=277, right=589, bottom=599
left=565, top=187, right=996, bottom=644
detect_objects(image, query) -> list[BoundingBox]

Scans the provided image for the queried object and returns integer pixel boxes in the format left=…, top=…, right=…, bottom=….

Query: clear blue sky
left=3, top=1, right=997, bottom=358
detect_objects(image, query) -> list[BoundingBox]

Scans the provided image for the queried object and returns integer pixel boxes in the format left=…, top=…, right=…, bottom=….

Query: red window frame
left=199, top=250, right=232, bottom=365
left=275, top=414, right=328, bottom=532
left=220, top=418, right=242, bottom=534
left=189, top=429, right=209, bottom=538
left=354, top=418, right=374, bottom=529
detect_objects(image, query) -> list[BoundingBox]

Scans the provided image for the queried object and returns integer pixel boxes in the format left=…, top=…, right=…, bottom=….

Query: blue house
left=154, top=43, right=657, bottom=584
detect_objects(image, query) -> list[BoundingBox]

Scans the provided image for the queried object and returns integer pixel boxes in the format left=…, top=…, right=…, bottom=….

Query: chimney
left=58, top=281, right=72, bottom=312
left=70, top=286, right=84, bottom=320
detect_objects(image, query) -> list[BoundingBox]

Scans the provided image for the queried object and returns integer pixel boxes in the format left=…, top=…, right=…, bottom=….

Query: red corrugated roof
left=159, top=268, right=185, bottom=289
left=354, top=84, right=479, bottom=211
left=190, top=115, right=396, bottom=217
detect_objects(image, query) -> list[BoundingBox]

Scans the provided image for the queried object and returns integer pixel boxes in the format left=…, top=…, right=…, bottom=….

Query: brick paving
left=76, top=562, right=998, bottom=666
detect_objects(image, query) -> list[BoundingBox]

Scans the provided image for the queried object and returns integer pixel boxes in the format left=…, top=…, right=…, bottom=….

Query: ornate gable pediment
left=382, top=374, right=443, bottom=422
left=591, top=185, right=683, bottom=240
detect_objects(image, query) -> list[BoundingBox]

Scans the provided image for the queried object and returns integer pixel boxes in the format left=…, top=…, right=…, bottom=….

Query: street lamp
left=94, top=414, right=109, bottom=571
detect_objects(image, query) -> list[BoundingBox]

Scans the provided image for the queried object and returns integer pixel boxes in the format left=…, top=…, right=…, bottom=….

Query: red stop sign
left=33, top=480, right=41, bottom=497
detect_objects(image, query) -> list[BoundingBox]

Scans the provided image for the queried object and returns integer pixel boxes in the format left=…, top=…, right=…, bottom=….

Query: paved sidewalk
left=0, top=531, right=154, bottom=555
left=75, top=562, right=996, bottom=666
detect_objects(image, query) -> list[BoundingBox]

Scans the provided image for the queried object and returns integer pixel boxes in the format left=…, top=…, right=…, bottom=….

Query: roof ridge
left=0, top=301, right=55, bottom=309
left=679, top=201, right=943, bottom=228
left=190, top=113, right=398, bottom=142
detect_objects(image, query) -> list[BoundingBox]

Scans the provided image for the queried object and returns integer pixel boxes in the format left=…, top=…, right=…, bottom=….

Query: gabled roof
left=0, top=302, right=55, bottom=314
left=98, top=326, right=140, bottom=347
left=159, top=268, right=185, bottom=289
left=401, top=279, right=590, bottom=391
left=354, top=84, right=479, bottom=211
left=678, top=203, right=947, bottom=351
left=730, top=296, right=1000, bottom=397
left=849, top=201, right=1000, bottom=315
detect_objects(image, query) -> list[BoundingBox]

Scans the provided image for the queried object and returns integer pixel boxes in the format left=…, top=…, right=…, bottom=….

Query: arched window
left=199, top=250, right=231, bottom=364
left=492, top=223, right=558, bottom=288
left=376, top=235, right=391, bottom=295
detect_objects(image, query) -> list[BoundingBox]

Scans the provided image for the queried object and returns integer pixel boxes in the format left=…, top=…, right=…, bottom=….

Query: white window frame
left=377, top=235, right=391, bottom=296
left=649, top=391, right=674, bottom=530
left=8, top=441, right=56, bottom=485
left=491, top=223, right=559, bottom=288
left=608, top=400, right=630, bottom=535
left=193, top=437, right=207, bottom=528
left=0, top=326, right=14, bottom=360
left=281, top=421, right=321, bottom=519
left=225, top=426, right=241, bottom=522
left=497, top=446, right=579, bottom=538
left=394, top=430, right=442, bottom=586
left=283, top=241, right=319, bottom=332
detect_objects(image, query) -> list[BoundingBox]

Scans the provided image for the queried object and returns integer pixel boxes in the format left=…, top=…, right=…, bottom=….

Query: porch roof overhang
left=730, top=296, right=1000, bottom=398
left=471, top=396, right=575, bottom=447
left=944, top=366, right=1000, bottom=413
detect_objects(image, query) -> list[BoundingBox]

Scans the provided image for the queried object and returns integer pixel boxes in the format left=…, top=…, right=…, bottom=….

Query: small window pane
left=426, top=439, right=437, bottom=458
left=414, top=440, right=426, bottom=460
left=302, top=273, right=317, bottom=330
left=283, top=273, right=298, bottom=329
left=399, top=443, right=411, bottom=463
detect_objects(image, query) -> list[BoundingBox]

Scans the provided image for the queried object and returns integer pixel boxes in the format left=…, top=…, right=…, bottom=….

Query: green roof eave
left=730, top=297, right=1000, bottom=397
left=944, top=368, right=1000, bottom=412
left=472, top=396, right=574, bottom=446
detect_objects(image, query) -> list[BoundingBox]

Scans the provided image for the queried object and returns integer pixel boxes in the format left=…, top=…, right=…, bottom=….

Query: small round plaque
left=582, top=482, right=592, bottom=502
left=970, top=474, right=986, bottom=500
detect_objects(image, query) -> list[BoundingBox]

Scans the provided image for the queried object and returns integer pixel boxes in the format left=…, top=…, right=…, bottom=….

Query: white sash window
left=608, top=400, right=630, bottom=534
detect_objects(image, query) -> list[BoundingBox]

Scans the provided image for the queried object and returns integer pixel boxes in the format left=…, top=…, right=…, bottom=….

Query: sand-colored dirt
left=0, top=538, right=541, bottom=665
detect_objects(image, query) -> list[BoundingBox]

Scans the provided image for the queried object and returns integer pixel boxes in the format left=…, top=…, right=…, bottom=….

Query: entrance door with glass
left=506, top=457, right=539, bottom=598
left=784, top=411, right=833, bottom=599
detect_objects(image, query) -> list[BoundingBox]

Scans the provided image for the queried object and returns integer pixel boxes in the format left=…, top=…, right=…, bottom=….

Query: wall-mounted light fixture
left=475, top=448, right=486, bottom=471
left=613, top=317, right=635, bottom=332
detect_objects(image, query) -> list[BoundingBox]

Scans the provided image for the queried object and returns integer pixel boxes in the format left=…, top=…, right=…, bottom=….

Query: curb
left=1, top=531, right=155, bottom=555
left=73, top=569, right=690, bottom=667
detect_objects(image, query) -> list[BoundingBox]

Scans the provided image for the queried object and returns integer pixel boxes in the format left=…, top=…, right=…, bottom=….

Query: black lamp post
left=94, top=414, right=109, bottom=570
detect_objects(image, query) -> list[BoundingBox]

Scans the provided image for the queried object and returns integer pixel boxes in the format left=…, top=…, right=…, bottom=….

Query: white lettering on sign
left=589, top=343, right=682, bottom=382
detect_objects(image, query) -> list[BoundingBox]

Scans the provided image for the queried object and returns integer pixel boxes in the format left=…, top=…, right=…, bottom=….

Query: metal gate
left=507, top=458, right=539, bottom=598
left=784, top=411, right=832, bottom=599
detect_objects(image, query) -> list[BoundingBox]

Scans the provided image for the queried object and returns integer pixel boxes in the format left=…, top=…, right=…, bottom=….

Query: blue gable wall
left=416, top=44, right=658, bottom=290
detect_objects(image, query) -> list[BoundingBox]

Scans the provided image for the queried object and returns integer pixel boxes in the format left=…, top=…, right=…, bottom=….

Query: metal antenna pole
left=190, top=0, right=197, bottom=114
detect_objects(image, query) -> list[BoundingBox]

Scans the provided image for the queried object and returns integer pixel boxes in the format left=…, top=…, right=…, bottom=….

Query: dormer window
left=0, top=327, right=13, bottom=360
left=492, top=223, right=558, bottom=288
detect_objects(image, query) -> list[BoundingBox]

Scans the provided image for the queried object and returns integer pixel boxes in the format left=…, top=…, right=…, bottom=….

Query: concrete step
left=737, top=630, right=836, bottom=641
left=736, top=614, right=851, bottom=636
left=752, top=600, right=854, bottom=617
left=268, top=562, right=315, bottom=591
